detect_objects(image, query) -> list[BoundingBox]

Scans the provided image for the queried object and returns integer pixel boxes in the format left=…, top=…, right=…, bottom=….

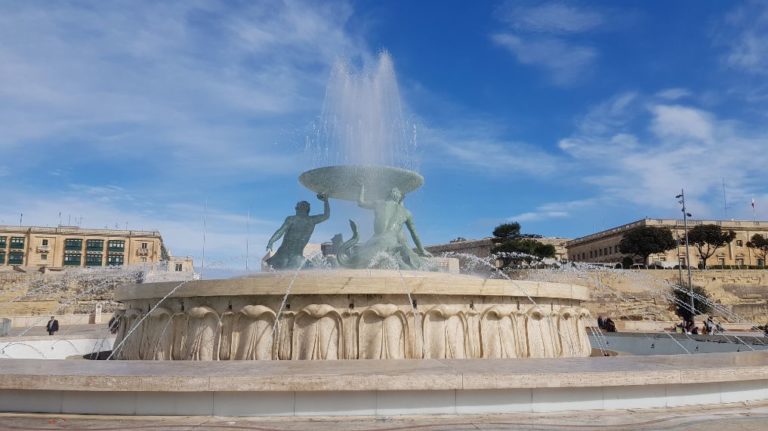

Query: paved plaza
left=2, top=401, right=768, bottom=430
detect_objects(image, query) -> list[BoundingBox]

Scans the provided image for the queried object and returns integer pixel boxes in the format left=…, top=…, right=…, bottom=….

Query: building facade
left=0, top=225, right=166, bottom=269
left=567, top=218, right=768, bottom=267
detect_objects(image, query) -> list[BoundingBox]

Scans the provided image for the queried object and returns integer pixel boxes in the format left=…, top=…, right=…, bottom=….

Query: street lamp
left=676, top=190, right=695, bottom=319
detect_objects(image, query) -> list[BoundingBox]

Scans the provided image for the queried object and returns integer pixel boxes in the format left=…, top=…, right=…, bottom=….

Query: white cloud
left=557, top=92, right=768, bottom=216
left=419, top=121, right=562, bottom=177
left=0, top=1, right=365, bottom=178
left=720, top=1, right=768, bottom=75
left=508, top=198, right=598, bottom=222
left=650, top=105, right=715, bottom=143
left=498, top=2, right=603, bottom=34
left=492, top=2, right=612, bottom=86
left=655, top=88, right=691, bottom=101
left=492, top=34, right=597, bottom=85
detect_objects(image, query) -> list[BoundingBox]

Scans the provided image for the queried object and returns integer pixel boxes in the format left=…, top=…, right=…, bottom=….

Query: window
left=614, top=245, right=619, bottom=253
left=107, top=254, right=124, bottom=266
left=86, top=239, right=104, bottom=251
left=141, top=242, right=148, bottom=249
left=64, top=238, right=82, bottom=251
left=41, top=239, right=48, bottom=246
left=63, top=253, right=81, bottom=266
left=736, top=240, right=743, bottom=247
left=9, top=237, right=24, bottom=249
left=759, top=259, right=765, bottom=267
left=8, top=251, right=23, bottom=265
left=736, top=258, right=744, bottom=266
left=140, top=257, right=147, bottom=262
left=0, top=236, right=6, bottom=248
left=0, top=251, right=6, bottom=264
left=85, top=253, right=103, bottom=267
left=175, top=263, right=183, bottom=272
left=41, top=254, right=47, bottom=261
left=718, top=257, right=725, bottom=266
left=108, top=240, right=125, bottom=252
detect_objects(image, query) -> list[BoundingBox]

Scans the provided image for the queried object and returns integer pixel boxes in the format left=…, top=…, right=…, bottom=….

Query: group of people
left=596, top=316, right=617, bottom=332
left=675, top=316, right=724, bottom=335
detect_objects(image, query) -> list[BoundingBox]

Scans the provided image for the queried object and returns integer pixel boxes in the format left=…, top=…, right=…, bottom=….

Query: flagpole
left=753, top=199, right=756, bottom=222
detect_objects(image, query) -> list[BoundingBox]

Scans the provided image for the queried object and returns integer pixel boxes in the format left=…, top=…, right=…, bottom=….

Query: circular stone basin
left=299, top=165, right=424, bottom=201
left=111, top=270, right=593, bottom=361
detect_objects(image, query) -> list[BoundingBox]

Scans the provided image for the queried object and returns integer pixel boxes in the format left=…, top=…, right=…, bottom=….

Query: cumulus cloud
left=556, top=92, right=768, bottom=216
left=650, top=105, right=715, bottom=143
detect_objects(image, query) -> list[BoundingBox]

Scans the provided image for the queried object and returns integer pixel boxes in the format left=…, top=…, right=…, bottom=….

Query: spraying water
left=307, top=51, right=417, bottom=170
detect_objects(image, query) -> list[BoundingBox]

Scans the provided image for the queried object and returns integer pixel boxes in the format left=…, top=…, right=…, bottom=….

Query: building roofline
left=0, top=225, right=162, bottom=237
left=568, top=218, right=768, bottom=247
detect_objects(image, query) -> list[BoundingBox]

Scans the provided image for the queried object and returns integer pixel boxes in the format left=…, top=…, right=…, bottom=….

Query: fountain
left=108, top=52, right=593, bottom=360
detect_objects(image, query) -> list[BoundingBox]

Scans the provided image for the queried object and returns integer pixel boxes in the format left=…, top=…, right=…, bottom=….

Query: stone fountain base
left=112, top=270, right=592, bottom=361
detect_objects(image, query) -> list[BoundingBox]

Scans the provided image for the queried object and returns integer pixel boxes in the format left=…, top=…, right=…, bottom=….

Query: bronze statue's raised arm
left=357, top=183, right=375, bottom=209
left=405, top=216, right=431, bottom=256
left=311, top=193, right=330, bottom=223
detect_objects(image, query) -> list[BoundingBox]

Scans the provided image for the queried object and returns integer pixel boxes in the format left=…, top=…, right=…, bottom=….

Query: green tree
left=672, top=284, right=711, bottom=321
left=618, top=226, right=676, bottom=265
left=491, top=222, right=555, bottom=267
left=687, top=224, right=736, bottom=269
left=747, top=234, right=768, bottom=267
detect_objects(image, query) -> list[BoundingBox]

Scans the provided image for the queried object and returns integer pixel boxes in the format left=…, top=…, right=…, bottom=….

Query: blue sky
left=2, top=1, right=768, bottom=273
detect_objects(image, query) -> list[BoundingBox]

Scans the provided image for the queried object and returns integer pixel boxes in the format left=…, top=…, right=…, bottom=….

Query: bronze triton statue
left=342, top=184, right=430, bottom=269
left=265, top=193, right=329, bottom=270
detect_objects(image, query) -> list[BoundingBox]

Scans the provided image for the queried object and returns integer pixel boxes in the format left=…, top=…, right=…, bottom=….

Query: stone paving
left=1, top=401, right=768, bottom=430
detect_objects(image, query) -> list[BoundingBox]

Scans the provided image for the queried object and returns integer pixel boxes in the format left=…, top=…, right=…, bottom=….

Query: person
left=351, top=184, right=430, bottom=269
left=604, top=318, right=617, bottom=333
left=108, top=315, right=121, bottom=334
left=684, top=319, right=697, bottom=335
left=46, top=316, right=59, bottom=336
left=705, top=316, right=715, bottom=335
left=265, top=193, right=330, bottom=270
left=597, top=315, right=605, bottom=330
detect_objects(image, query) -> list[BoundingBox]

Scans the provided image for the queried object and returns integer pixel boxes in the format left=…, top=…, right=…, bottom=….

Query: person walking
left=46, top=316, right=59, bottom=336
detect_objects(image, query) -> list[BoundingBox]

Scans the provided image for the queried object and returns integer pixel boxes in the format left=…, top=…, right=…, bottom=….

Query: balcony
left=136, top=248, right=150, bottom=256
left=36, top=245, right=50, bottom=253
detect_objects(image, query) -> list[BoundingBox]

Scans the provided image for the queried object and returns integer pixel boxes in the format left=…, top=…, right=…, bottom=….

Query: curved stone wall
left=111, top=296, right=592, bottom=360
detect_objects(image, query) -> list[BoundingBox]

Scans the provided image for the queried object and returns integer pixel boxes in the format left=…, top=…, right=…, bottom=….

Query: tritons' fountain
left=109, top=53, right=593, bottom=361
left=111, top=169, right=592, bottom=360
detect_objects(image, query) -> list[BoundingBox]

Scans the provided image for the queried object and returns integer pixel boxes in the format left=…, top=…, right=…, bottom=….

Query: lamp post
left=676, top=190, right=695, bottom=319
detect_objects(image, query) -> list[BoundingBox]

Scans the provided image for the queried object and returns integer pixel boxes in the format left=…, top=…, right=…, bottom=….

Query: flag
left=752, top=198, right=756, bottom=209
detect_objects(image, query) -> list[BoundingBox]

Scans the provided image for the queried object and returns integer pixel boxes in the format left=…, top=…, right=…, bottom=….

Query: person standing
left=46, top=316, right=59, bottom=336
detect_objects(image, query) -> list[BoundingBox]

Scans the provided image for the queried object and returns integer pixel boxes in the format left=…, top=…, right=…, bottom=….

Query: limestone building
left=567, top=218, right=768, bottom=268
left=0, top=225, right=167, bottom=270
